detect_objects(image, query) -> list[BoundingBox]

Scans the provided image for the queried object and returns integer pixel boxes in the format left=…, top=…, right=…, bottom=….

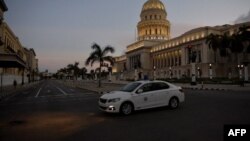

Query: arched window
left=155, top=15, right=157, bottom=19
left=145, top=16, right=147, bottom=20
left=155, top=29, right=157, bottom=34
left=150, top=15, right=152, bottom=19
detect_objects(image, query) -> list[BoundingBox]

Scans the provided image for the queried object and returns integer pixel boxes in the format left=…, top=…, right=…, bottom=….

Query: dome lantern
left=137, top=0, right=171, bottom=41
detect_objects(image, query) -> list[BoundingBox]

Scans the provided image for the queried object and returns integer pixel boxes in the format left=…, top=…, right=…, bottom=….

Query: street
left=0, top=80, right=250, bottom=141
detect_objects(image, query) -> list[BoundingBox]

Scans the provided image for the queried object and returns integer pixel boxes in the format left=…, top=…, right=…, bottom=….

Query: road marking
left=35, top=88, right=42, bottom=98
left=56, top=87, right=67, bottom=95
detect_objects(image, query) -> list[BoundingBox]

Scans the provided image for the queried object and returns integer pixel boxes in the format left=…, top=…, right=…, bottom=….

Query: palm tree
left=206, top=33, right=231, bottom=63
left=206, top=33, right=220, bottom=63
left=85, top=43, right=115, bottom=87
left=234, top=25, right=250, bottom=81
left=237, top=25, right=250, bottom=54
left=90, top=69, right=95, bottom=80
left=80, top=67, right=87, bottom=80
left=229, top=33, right=244, bottom=64
left=219, top=33, right=231, bottom=57
left=67, top=62, right=80, bottom=80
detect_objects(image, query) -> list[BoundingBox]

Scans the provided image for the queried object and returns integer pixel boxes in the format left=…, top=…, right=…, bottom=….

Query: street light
left=197, top=67, right=200, bottom=79
left=238, top=64, right=243, bottom=79
left=209, top=64, right=212, bottom=79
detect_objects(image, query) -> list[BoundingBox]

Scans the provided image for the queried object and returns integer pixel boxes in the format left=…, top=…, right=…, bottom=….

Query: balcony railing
left=0, top=53, right=26, bottom=68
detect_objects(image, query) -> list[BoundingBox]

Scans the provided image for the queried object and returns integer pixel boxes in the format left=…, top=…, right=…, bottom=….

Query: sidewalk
left=173, top=83, right=250, bottom=91
left=101, top=80, right=250, bottom=91
left=0, top=81, right=41, bottom=101
left=60, top=80, right=250, bottom=93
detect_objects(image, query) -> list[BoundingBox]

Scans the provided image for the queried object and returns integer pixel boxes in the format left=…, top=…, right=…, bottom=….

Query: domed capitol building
left=113, top=0, right=250, bottom=81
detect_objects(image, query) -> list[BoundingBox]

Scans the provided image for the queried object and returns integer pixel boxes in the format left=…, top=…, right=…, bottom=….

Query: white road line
left=56, top=87, right=67, bottom=95
left=35, top=88, right=42, bottom=98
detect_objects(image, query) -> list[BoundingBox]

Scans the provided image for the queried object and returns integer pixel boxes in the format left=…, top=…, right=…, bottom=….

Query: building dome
left=142, top=0, right=165, bottom=11
left=137, top=0, right=171, bottom=41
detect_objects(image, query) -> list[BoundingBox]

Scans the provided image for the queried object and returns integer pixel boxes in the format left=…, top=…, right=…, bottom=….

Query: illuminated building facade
left=113, top=0, right=250, bottom=81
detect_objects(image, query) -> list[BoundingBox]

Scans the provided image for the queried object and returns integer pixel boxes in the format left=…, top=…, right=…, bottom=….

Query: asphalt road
left=0, top=80, right=250, bottom=141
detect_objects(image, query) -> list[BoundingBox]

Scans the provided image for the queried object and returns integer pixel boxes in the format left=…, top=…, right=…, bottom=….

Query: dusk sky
left=4, top=0, right=250, bottom=73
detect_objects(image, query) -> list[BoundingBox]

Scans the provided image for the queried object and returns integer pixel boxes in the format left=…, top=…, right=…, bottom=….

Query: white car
left=99, top=80, right=185, bottom=115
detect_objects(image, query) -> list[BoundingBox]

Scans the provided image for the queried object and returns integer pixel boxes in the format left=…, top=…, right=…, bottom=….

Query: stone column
left=22, top=68, right=24, bottom=85
left=244, top=65, right=248, bottom=82
left=134, top=69, right=138, bottom=81
left=191, top=63, right=196, bottom=85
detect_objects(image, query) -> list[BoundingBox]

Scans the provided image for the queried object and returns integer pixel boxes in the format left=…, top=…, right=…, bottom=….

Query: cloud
left=235, top=9, right=250, bottom=24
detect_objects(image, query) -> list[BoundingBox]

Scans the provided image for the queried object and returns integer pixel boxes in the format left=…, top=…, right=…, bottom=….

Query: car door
left=152, top=82, right=171, bottom=106
left=132, top=83, right=156, bottom=110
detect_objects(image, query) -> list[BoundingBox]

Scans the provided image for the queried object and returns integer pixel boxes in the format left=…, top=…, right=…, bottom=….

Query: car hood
left=101, top=91, right=131, bottom=99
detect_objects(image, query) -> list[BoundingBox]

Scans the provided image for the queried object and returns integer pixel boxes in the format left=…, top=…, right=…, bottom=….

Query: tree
left=80, top=67, right=87, bottom=79
left=237, top=25, right=250, bottom=53
left=206, top=33, right=220, bottom=63
left=67, top=62, right=80, bottom=80
left=219, top=33, right=231, bottom=57
left=206, top=25, right=250, bottom=81
left=90, top=69, right=95, bottom=80
left=206, top=33, right=231, bottom=60
left=85, top=43, right=115, bottom=87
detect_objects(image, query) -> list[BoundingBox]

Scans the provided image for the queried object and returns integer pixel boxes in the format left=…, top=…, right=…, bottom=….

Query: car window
left=139, top=83, right=154, bottom=93
left=152, top=82, right=169, bottom=91
left=120, top=82, right=141, bottom=92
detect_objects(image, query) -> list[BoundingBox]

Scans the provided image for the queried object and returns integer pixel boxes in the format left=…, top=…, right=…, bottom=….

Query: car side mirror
left=137, top=89, right=143, bottom=94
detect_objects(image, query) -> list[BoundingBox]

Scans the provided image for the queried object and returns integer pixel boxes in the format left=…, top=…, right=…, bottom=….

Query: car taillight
left=179, top=89, right=184, bottom=93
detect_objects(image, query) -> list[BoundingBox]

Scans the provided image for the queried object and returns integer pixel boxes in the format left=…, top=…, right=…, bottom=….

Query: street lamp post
left=209, top=64, right=213, bottom=79
left=238, top=64, right=243, bottom=79
left=197, top=67, right=200, bottom=79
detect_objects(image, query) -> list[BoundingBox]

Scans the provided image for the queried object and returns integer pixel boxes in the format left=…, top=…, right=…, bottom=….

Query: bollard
left=201, top=81, right=204, bottom=89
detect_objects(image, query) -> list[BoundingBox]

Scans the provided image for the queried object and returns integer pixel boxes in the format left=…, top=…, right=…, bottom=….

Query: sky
left=4, top=0, right=250, bottom=73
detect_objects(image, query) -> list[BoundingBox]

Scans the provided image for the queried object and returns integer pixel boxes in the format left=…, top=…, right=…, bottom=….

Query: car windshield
left=120, top=82, right=141, bottom=92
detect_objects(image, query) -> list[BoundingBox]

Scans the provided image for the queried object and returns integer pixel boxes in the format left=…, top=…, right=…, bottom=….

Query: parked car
left=99, top=80, right=185, bottom=115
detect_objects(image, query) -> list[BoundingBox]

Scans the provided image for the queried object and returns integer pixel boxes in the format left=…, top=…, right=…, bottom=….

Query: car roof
left=135, top=80, right=169, bottom=84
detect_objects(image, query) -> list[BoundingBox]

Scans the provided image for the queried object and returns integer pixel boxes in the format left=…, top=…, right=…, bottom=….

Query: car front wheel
left=169, top=97, right=179, bottom=109
left=120, top=102, right=133, bottom=115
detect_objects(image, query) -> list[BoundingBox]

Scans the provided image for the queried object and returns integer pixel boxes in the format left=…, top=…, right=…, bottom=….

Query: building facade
left=24, top=48, right=39, bottom=82
left=113, top=0, right=250, bottom=81
left=0, top=0, right=39, bottom=87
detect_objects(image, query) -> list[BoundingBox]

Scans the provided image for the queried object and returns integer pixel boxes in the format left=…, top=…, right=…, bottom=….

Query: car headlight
left=108, top=98, right=121, bottom=103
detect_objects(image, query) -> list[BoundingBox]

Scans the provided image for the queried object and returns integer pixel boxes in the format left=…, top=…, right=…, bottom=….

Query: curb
left=182, top=87, right=227, bottom=91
